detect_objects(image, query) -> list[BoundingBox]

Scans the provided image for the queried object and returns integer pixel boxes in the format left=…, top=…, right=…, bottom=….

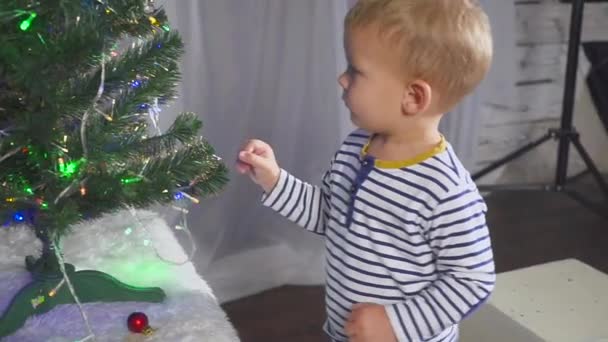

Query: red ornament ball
left=127, top=312, right=149, bottom=333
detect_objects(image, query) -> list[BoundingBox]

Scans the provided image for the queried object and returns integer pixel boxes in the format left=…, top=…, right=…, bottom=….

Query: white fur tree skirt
left=0, top=210, right=240, bottom=342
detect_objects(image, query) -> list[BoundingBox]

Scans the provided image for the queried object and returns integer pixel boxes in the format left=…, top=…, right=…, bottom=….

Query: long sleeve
left=261, top=168, right=332, bottom=235
left=384, top=185, right=496, bottom=341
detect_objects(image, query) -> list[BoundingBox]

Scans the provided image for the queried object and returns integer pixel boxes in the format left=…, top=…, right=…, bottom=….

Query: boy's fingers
left=236, top=161, right=251, bottom=174
left=239, top=151, right=267, bottom=170
left=243, top=139, right=271, bottom=157
left=242, top=140, right=259, bottom=153
left=238, top=151, right=249, bottom=163
left=344, top=321, right=357, bottom=339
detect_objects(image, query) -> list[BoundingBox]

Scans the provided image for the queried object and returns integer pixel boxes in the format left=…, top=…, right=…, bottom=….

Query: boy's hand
left=345, top=303, right=397, bottom=342
left=237, top=139, right=281, bottom=193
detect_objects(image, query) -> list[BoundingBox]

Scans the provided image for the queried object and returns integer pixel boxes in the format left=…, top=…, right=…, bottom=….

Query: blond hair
left=345, top=0, right=493, bottom=111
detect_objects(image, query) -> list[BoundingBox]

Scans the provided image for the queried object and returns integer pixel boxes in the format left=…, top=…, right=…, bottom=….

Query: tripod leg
left=473, top=132, right=553, bottom=181
left=570, top=135, right=608, bottom=201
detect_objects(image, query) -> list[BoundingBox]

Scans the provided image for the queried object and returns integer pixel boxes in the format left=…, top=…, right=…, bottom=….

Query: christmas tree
left=0, top=0, right=228, bottom=337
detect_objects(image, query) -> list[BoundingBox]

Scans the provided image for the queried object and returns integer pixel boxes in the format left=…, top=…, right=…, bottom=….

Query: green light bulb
left=121, top=177, right=142, bottom=184
left=19, top=12, right=37, bottom=31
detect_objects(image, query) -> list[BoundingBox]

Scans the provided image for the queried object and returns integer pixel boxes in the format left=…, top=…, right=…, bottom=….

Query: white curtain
left=162, top=0, right=351, bottom=302
left=162, top=0, right=516, bottom=303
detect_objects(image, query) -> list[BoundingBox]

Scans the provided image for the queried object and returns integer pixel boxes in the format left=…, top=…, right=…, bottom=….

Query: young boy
left=237, top=0, right=495, bottom=341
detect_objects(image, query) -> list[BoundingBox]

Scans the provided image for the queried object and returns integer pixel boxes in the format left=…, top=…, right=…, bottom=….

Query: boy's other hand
left=345, top=303, right=397, bottom=342
left=237, top=139, right=280, bottom=193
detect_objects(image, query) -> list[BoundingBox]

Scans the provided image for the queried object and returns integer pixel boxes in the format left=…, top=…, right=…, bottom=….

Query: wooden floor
left=222, top=178, right=608, bottom=342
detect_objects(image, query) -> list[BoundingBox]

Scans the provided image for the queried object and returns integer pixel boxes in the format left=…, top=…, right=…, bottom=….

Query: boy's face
left=338, top=26, right=407, bottom=133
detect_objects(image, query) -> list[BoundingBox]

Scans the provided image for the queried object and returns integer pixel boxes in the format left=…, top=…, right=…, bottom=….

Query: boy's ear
left=401, top=80, right=432, bottom=116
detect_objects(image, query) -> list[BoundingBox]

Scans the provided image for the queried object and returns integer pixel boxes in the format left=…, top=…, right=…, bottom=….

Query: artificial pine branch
left=0, top=0, right=228, bottom=237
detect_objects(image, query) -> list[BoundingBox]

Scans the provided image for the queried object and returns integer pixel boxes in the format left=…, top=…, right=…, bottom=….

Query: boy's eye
left=347, top=65, right=358, bottom=75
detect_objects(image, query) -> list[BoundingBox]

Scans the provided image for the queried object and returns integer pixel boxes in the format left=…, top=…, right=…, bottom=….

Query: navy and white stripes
left=262, top=129, right=495, bottom=342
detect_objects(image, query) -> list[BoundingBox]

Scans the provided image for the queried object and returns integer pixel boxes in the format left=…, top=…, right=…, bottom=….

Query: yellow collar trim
left=360, top=135, right=447, bottom=169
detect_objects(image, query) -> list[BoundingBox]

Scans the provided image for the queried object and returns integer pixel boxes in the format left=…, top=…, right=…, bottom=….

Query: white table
left=462, top=259, right=608, bottom=342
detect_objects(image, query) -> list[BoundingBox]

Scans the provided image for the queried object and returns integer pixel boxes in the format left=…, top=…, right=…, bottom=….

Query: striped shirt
left=262, top=129, right=495, bottom=342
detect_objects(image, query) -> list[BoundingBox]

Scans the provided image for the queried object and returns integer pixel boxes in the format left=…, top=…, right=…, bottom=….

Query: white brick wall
left=476, top=0, right=608, bottom=184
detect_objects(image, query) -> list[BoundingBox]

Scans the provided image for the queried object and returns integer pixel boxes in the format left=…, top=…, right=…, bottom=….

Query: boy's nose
left=337, top=73, right=349, bottom=90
